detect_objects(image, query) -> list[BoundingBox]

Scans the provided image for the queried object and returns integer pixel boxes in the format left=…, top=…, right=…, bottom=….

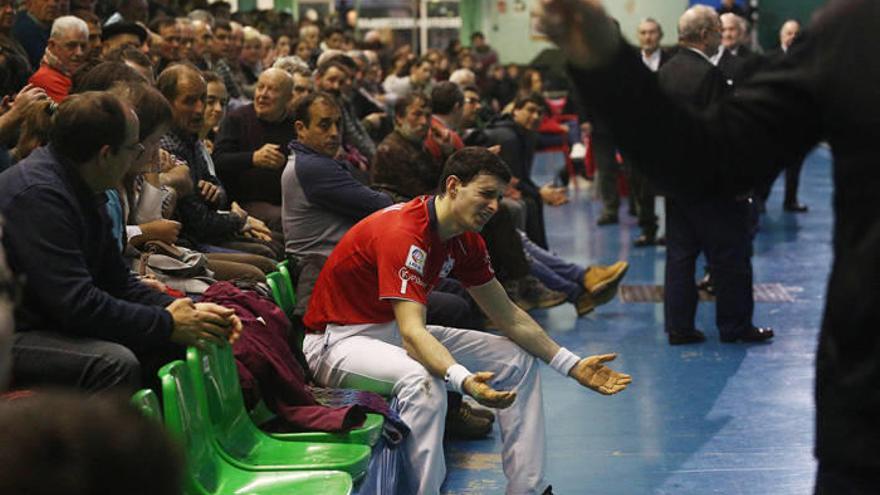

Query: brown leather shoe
left=520, top=275, right=567, bottom=310
left=575, top=290, right=596, bottom=316
left=445, top=401, right=492, bottom=439
left=462, top=400, right=495, bottom=423
left=583, top=261, right=629, bottom=306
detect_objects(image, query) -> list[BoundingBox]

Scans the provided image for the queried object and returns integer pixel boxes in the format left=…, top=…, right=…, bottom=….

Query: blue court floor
left=441, top=146, right=832, bottom=494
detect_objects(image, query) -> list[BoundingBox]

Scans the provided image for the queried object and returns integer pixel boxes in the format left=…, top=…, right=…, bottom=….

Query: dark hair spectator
left=202, top=69, right=222, bottom=85
left=156, top=63, right=203, bottom=102
left=314, top=59, right=348, bottom=79
left=0, top=392, right=183, bottom=495
left=430, top=81, right=463, bottom=116
left=0, top=35, right=31, bottom=96
left=393, top=91, right=430, bottom=120
left=293, top=90, right=339, bottom=128
left=513, top=91, right=546, bottom=112
left=49, top=91, right=129, bottom=164
left=11, top=98, right=54, bottom=161
left=438, top=146, right=511, bottom=194
left=70, top=60, right=146, bottom=93
left=109, top=82, right=172, bottom=141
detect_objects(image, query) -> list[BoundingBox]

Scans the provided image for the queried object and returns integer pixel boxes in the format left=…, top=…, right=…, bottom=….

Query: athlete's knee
left=395, top=367, right=448, bottom=413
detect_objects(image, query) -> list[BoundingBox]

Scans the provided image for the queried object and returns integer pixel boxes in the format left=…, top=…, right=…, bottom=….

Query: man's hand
left=136, top=219, right=181, bottom=245
left=569, top=353, right=632, bottom=395
left=536, top=0, right=621, bottom=69
left=243, top=216, right=272, bottom=241
left=540, top=184, right=569, bottom=206
left=198, top=180, right=222, bottom=204
left=363, top=112, right=386, bottom=128
left=139, top=275, right=167, bottom=293
left=463, top=371, right=517, bottom=409
left=487, top=144, right=502, bottom=155
left=195, top=302, right=243, bottom=344
left=166, top=298, right=234, bottom=347
left=252, top=143, right=286, bottom=169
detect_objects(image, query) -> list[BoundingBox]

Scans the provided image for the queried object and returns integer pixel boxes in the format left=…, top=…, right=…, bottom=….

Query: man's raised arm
left=468, top=278, right=631, bottom=395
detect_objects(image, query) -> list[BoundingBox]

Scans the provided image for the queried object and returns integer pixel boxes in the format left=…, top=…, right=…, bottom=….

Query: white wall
left=480, top=0, right=689, bottom=64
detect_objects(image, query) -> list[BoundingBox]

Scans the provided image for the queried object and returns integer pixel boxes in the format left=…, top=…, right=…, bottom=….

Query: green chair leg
left=158, top=360, right=353, bottom=495
left=185, top=344, right=372, bottom=478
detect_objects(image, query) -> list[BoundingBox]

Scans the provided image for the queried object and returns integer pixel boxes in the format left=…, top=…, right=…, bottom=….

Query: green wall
left=757, top=0, right=827, bottom=49
left=473, top=0, right=688, bottom=64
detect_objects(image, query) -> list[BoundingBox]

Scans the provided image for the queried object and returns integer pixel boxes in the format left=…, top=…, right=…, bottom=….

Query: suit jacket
left=658, top=48, right=729, bottom=111
left=568, top=0, right=880, bottom=469
left=717, top=45, right=765, bottom=86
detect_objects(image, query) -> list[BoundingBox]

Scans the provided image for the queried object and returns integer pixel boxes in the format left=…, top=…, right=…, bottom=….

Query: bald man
left=213, top=68, right=296, bottom=230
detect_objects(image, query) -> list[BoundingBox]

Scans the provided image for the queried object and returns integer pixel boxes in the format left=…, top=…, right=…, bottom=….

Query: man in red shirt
left=304, top=147, right=631, bottom=494
left=27, top=15, right=88, bottom=102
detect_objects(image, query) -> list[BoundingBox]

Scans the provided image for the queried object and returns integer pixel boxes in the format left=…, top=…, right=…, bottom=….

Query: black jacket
left=568, top=0, right=880, bottom=469
left=482, top=115, right=540, bottom=200
left=0, top=146, right=174, bottom=353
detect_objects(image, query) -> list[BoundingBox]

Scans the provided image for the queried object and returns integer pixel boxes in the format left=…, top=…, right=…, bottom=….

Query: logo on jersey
left=405, top=245, right=427, bottom=275
left=439, top=255, right=455, bottom=278
left=398, top=267, right=426, bottom=294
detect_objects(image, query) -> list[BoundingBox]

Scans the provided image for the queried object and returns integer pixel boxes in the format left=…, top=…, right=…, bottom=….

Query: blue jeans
left=519, top=231, right=586, bottom=302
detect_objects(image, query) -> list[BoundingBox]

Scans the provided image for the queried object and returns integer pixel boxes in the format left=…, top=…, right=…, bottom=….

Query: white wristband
left=549, top=347, right=581, bottom=377
left=445, top=364, right=473, bottom=394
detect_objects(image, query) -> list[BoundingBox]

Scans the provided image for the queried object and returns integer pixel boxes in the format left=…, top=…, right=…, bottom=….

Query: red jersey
left=304, top=196, right=494, bottom=332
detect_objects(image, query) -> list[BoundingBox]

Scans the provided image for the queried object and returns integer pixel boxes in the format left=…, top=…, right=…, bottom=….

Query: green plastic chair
left=189, top=342, right=383, bottom=447
left=276, top=263, right=297, bottom=307
left=158, top=360, right=354, bottom=495
left=131, top=388, right=162, bottom=422
left=185, top=344, right=373, bottom=477
left=266, top=271, right=294, bottom=316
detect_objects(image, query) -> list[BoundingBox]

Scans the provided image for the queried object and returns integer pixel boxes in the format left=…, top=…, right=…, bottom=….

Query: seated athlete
left=302, top=146, right=632, bottom=495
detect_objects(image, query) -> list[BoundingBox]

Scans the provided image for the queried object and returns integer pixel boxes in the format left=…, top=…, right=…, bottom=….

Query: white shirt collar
left=641, top=49, right=661, bottom=72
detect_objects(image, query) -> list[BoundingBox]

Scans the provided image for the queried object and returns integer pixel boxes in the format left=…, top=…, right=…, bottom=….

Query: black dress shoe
left=668, top=328, right=706, bottom=345
left=696, top=272, right=714, bottom=295
left=720, top=326, right=774, bottom=343
left=633, top=234, right=656, bottom=247
left=783, top=202, right=808, bottom=213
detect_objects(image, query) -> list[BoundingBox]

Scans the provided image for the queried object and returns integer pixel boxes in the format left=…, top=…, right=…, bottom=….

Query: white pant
left=303, top=322, right=547, bottom=495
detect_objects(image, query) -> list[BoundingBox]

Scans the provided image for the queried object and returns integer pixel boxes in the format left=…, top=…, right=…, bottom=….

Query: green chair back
left=158, top=360, right=223, bottom=494
left=277, top=263, right=297, bottom=308
left=186, top=344, right=256, bottom=459
left=266, top=271, right=295, bottom=317
left=158, top=360, right=356, bottom=495
left=185, top=343, right=373, bottom=476
left=130, top=388, right=162, bottom=422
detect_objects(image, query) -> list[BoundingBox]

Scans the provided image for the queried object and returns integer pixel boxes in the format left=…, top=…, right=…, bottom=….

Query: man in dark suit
left=541, top=0, right=880, bottom=490
left=629, top=17, right=671, bottom=246
left=717, top=13, right=763, bottom=86
left=656, top=5, right=772, bottom=346
left=755, top=19, right=809, bottom=213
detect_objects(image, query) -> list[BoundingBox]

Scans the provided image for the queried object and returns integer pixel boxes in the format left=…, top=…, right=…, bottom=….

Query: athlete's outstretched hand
left=535, top=0, right=621, bottom=69
left=569, top=353, right=632, bottom=395
left=463, top=371, right=517, bottom=409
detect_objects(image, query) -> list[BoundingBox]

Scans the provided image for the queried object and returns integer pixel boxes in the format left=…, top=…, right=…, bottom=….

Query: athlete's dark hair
left=438, top=146, right=511, bottom=194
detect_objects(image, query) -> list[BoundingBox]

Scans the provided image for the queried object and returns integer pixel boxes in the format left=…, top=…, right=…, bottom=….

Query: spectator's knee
left=88, top=344, right=141, bottom=393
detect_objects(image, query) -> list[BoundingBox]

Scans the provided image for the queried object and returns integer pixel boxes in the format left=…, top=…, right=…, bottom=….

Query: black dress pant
left=627, top=164, right=658, bottom=236
left=593, top=133, right=620, bottom=216
left=481, top=204, right=531, bottom=280
left=664, top=196, right=754, bottom=338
